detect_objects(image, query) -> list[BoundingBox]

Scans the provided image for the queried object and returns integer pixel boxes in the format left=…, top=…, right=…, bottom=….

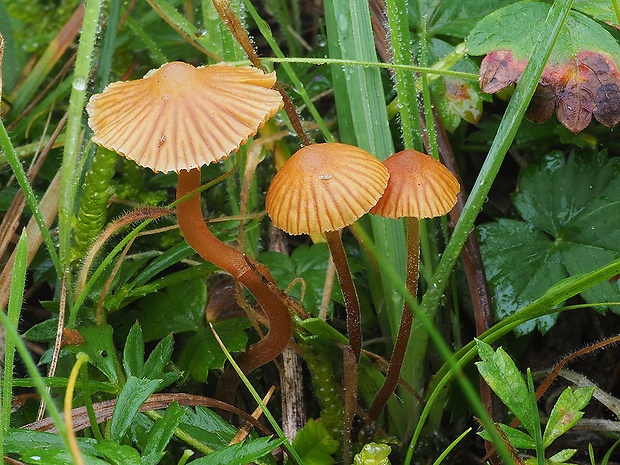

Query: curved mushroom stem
left=367, top=216, right=420, bottom=421
left=176, top=169, right=292, bottom=373
left=325, top=230, right=362, bottom=361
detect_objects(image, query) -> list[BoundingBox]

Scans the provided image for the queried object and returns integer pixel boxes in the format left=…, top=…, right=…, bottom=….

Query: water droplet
left=73, top=77, right=87, bottom=91
left=318, top=173, right=332, bottom=180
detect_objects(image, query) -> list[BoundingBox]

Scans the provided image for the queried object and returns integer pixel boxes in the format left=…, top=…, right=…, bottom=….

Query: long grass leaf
left=58, top=0, right=105, bottom=273
left=0, top=120, right=62, bottom=275
left=0, top=239, right=70, bottom=444
left=2, top=230, right=27, bottom=435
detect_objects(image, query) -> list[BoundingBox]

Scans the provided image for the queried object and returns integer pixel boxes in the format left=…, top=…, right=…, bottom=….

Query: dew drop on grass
left=73, top=77, right=87, bottom=91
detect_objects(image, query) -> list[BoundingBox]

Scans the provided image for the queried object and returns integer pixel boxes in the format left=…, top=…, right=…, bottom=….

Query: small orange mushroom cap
left=370, top=149, right=460, bottom=219
left=266, top=142, right=389, bottom=235
left=87, top=61, right=283, bottom=173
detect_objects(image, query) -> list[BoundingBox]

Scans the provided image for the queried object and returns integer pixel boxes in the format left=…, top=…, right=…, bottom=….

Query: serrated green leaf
left=19, top=448, right=109, bottom=465
left=177, top=319, right=248, bottom=382
left=111, top=376, right=161, bottom=441
left=478, top=219, right=564, bottom=334
left=3, top=430, right=98, bottom=456
left=478, top=423, right=535, bottom=450
left=70, top=325, right=124, bottom=388
left=143, top=333, right=174, bottom=377
left=179, top=406, right=237, bottom=450
left=142, top=402, right=187, bottom=465
left=124, top=323, right=145, bottom=378
left=475, top=341, right=535, bottom=435
left=93, top=441, right=142, bottom=465
left=479, top=151, right=620, bottom=334
left=291, top=419, right=339, bottom=465
left=543, top=386, right=594, bottom=447
left=353, top=443, right=391, bottom=465
left=190, top=437, right=286, bottom=465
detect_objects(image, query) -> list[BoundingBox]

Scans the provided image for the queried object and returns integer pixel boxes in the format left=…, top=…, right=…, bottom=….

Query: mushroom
left=87, top=61, right=291, bottom=374
left=265, top=142, right=389, bottom=360
left=367, top=149, right=460, bottom=421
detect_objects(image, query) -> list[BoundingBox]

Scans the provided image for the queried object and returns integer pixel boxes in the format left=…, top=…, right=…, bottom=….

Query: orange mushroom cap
left=370, top=149, right=460, bottom=219
left=266, top=142, right=389, bottom=235
left=87, top=61, right=283, bottom=173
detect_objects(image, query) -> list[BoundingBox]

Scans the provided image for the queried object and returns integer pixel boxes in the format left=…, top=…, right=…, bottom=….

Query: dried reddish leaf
left=469, top=1, right=620, bottom=133
left=479, top=50, right=527, bottom=94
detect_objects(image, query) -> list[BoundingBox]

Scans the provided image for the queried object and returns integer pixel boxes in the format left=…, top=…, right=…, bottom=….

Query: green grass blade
left=385, top=0, right=422, bottom=149
left=7, top=7, right=81, bottom=117
left=125, top=16, right=169, bottom=65
left=2, top=230, right=27, bottom=436
left=58, top=0, right=105, bottom=273
left=0, top=120, right=62, bottom=276
left=210, top=323, right=305, bottom=465
left=0, top=249, right=69, bottom=449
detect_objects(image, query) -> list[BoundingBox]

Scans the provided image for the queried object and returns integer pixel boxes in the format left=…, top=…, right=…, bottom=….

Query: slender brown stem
left=176, top=169, right=292, bottom=373
left=325, top=229, right=362, bottom=360
left=367, top=216, right=419, bottom=421
left=343, top=345, right=358, bottom=465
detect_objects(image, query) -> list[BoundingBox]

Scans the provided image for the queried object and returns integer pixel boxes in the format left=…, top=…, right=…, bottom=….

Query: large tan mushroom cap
left=266, top=143, right=389, bottom=235
left=87, top=61, right=283, bottom=173
left=370, top=149, right=460, bottom=219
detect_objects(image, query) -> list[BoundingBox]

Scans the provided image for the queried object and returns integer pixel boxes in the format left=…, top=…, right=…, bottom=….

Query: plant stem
left=65, top=353, right=89, bottom=465
left=325, top=230, right=362, bottom=360
left=176, top=169, right=292, bottom=373
left=367, top=217, right=419, bottom=421
left=58, top=0, right=104, bottom=271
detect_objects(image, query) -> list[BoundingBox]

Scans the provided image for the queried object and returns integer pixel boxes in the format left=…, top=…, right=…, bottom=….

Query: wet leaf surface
left=428, top=38, right=486, bottom=131
left=573, top=0, right=620, bottom=28
left=478, top=151, right=620, bottom=335
left=468, top=1, right=620, bottom=133
left=409, top=0, right=519, bottom=38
